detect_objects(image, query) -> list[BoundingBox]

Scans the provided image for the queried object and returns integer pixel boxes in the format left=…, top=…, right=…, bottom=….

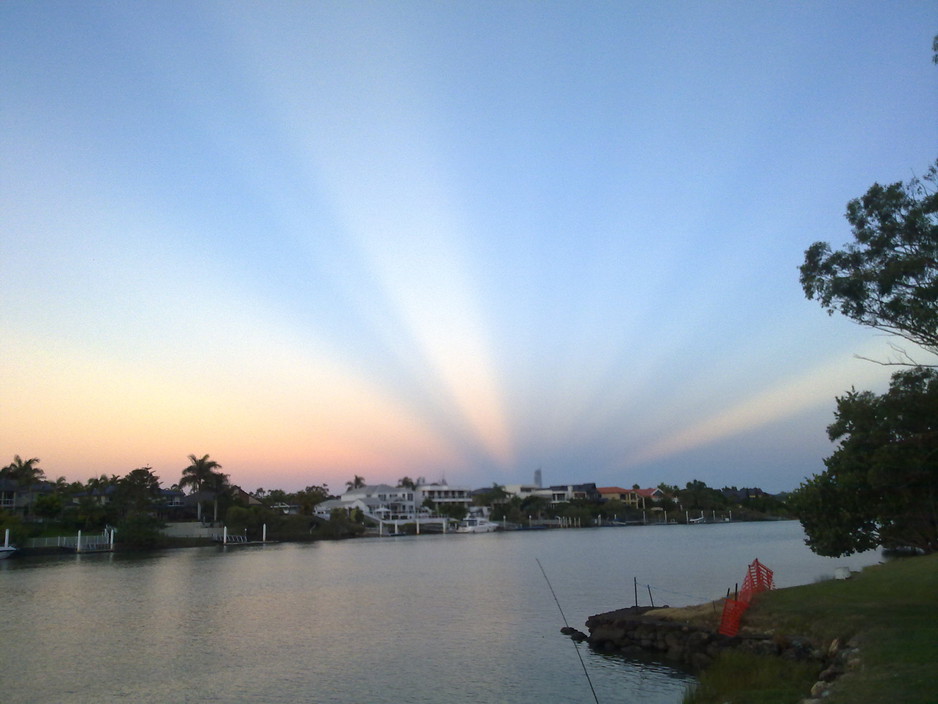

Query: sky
left=2, top=2, right=936, bottom=495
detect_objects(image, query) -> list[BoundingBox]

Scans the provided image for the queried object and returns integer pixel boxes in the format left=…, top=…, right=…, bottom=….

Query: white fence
left=26, top=532, right=113, bottom=550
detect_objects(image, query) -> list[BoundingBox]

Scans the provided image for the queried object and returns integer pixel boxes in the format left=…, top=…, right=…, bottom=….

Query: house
left=0, top=478, right=17, bottom=512
left=721, top=487, right=767, bottom=502
left=75, top=484, right=119, bottom=506
left=419, top=483, right=471, bottom=512
left=315, top=484, right=418, bottom=521
left=160, top=488, right=185, bottom=508
left=597, top=486, right=640, bottom=506
left=0, top=479, right=55, bottom=518
left=314, top=482, right=472, bottom=522
left=548, top=483, right=601, bottom=504
left=633, top=487, right=666, bottom=509
left=502, top=484, right=553, bottom=502
left=229, top=485, right=264, bottom=507
left=596, top=487, right=667, bottom=509
left=270, top=502, right=301, bottom=515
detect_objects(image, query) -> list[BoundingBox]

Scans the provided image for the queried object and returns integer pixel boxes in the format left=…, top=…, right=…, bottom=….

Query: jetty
left=212, top=524, right=274, bottom=546
left=58, top=529, right=116, bottom=553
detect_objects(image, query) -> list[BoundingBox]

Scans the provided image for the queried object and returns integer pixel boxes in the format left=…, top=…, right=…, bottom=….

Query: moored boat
left=1, top=529, right=15, bottom=559
left=455, top=517, right=499, bottom=533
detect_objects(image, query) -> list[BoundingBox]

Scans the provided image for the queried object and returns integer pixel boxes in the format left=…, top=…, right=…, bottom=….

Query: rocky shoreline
left=576, top=606, right=816, bottom=669
left=564, top=605, right=861, bottom=702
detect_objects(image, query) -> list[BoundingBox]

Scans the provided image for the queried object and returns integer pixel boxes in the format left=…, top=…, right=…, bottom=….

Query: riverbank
left=585, top=552, right=938, bottom=704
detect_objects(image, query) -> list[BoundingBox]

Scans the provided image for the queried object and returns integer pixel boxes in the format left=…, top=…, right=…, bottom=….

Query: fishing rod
left=536, top=558, right=600, bottom=704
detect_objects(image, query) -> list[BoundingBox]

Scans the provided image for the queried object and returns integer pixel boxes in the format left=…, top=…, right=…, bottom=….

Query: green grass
left=686, top=553, right=938, bottom=704
left=683, top=651, right=819, bottom=704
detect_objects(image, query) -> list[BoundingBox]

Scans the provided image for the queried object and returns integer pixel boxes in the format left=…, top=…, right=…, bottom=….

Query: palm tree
left=2, top=455, right=45, bottom=485
left=202, top=470, right=230, bottom=523
left=179, top=454, right=224, bottom=522
left=345, top=475, right=365, bottom=492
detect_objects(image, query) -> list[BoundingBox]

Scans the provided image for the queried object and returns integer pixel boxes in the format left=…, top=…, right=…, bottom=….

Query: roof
left=597, top=487, right=633, bottom=494
left=634, top=488, right=664, bottom=498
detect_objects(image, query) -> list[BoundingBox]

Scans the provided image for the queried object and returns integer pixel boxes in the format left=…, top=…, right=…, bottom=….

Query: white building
left=314, top=482, right=471, bottom=522
left=418, top=483, right=471, bottom=511
left=502, top=484, right=553, bottom=502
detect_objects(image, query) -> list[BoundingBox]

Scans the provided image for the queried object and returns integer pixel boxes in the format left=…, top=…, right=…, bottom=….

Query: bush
left=116, top=512, right=166, bottom=550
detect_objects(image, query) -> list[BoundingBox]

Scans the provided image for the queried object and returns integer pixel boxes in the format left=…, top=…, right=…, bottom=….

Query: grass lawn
left=681, top=552, right=938, bottom=704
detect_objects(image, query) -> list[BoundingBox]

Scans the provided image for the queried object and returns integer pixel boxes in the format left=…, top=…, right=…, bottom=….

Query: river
left=0, top=520, right=881, bottom=704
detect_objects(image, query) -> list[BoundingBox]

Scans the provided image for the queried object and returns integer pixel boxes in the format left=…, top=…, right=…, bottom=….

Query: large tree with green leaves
left=472, top=483, right=509, bottom=507
left=800, top=160, right=938, bottom=362
left=791, top=367, right=938, bottom=556
left=179, top=454, right=227, bottom=521
left=116, top=466, right=163, bottom=515
left=677, top=479, right=727, bottom=511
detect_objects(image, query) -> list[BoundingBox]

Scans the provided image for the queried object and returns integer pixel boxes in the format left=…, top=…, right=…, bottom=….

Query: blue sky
left=2, top=2, right=936, bottom=494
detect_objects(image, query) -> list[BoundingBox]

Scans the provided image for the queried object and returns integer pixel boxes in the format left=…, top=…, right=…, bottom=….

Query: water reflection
left=1, top=522, right=880, bottom=704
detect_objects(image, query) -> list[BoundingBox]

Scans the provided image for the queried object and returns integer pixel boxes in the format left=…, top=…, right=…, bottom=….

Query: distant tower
left=534, top=468, right=542, bottom=488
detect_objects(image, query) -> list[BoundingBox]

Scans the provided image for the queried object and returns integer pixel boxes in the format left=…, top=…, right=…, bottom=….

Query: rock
left=560, top=626, right=588, bottom=642
left=810, top=680, right=828, bottom=697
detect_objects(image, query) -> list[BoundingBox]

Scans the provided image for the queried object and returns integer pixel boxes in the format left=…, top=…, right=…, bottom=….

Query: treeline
left=0, top=454, right=361, bottom=548
left=477, top=480, right=790, bottom=527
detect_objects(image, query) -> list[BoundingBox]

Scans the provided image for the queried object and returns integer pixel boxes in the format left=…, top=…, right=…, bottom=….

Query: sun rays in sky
left=2, top=2, right=935, bottom=492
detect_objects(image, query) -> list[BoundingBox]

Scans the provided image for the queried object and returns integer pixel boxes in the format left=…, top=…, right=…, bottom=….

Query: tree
left=33, top=493, right=63, bottom=520
left=202, top=470, right=231, bottom=523
left=116, top=512, right=165, bottom=549
left=791, top=367, right=938, bottom=556
left=116, top=467, right=162, bottom=515
left=294, top=485, right=330, bottom=515
left=345, top=475, right=365, bottom=491
left=434, top=502, right=468, bottom=521
left=179, top=454, right=226, bottom=522
left=800, top=159, right=938, bottom=362
left=2, top=455, right=45, bottom=485
left=677, top=480, right=726, bottom=511
left=397, top=476, right=416, bottom=489
left=520, top=494, right=549, bottom=519
left=473, top=483, right=509, bottom=507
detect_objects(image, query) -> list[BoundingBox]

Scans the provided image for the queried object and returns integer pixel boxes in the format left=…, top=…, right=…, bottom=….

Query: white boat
left=456, top=517, right=499, bottom=533
left=1, top=529, right=15, bottom=559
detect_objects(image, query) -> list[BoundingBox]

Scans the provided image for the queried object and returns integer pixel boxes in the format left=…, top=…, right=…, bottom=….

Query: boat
left=455, top=517, right=499, bottom=533
left=1, top=529, right=15, bottom=559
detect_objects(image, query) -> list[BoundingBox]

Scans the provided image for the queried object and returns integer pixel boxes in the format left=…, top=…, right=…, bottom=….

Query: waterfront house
left=633, top=487, right=665, bottom=508
left=314, top=484, right=415, bottom=521
left=0, top=479, right=55, bottom=518
left=503, top=483, right=553, bottom=502
left=0, top=478, right=17, bottom=513
left=315, top=482, right=472, bottom=523
left=597, top=487, right=634, bottom=503
left=596, top=487, right=666, bottom=510
left=418, top=483, right=471, bottom=513
left=548, top=483, right=601, bottom=504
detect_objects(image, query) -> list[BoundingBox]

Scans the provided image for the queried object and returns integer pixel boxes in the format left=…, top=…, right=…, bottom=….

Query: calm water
left=1, top=521, right=881, bottom=704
